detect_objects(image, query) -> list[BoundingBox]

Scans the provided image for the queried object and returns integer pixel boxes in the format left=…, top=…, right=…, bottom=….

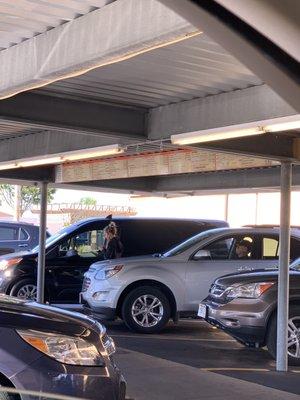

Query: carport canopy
left=0, top=0, right=299, bottom=373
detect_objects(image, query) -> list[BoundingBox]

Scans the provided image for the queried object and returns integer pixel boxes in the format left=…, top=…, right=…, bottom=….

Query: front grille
left=210, top=283, right=225, bottom=298
left=82, top=277, right=91, bottom=292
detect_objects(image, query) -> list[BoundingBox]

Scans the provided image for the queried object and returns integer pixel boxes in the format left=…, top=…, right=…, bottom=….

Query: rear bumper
left=201, top=298, right=268, bottom=346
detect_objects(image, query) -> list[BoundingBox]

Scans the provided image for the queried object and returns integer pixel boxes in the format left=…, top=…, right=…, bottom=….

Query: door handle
left=18, top=244, right=28, bottom=248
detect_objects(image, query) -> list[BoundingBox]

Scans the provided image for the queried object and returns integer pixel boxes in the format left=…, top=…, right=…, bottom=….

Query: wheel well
left=116, top=280, right=177, bottom=320
left=0, top=372, right=14, bottom=388
left=264, top=299, right=300, bottom=345
left=0, top=372, right=21, bottom=400
left=6, top=276, right=35, bottom=295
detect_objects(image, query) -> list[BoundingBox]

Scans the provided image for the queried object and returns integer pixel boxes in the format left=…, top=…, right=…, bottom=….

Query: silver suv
left=81, top=228, right=300, bottom=333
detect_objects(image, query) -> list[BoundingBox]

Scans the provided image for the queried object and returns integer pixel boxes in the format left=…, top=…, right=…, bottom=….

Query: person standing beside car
left=102, top=223, right=123, bottom=259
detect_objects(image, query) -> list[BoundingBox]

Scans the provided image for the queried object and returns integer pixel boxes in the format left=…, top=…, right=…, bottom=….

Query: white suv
left=80, top=227, right=300, bottom=333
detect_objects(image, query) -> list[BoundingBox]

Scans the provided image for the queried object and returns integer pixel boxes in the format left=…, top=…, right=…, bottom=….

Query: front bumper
left=12, top=353, right=126, bottom=400
left=81, top=296, right=117, bottom=320
left=80, top=273, right=123, bottom=320
left=201, top=298, right=269, bottom=346
left=0, top=273, right=12, bottom=294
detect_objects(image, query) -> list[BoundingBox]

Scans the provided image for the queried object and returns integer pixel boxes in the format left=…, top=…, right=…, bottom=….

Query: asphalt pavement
left=105, top=319, right=300, bottom=400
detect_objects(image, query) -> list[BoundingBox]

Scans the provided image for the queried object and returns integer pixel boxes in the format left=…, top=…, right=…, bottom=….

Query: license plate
left=197, top=304, right=207, bottom=318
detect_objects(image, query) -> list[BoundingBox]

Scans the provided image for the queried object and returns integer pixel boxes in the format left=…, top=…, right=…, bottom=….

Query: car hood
left=90, top=254, right=161, bottom=270
left=214, top=268, right=300, bottom=287
left=0, top=295, right=104, bottom=338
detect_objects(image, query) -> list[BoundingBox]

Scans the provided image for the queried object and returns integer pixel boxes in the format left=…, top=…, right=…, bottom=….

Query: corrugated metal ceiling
left=36, top=33, right=263, bottom=108
left=0, top=0, right=115, bottom=50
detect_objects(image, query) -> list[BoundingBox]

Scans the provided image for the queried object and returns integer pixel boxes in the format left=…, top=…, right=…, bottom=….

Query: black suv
left=199, top=257, right=300, bottom=365
left=0, top=221, right=50, bottom=256
left=0, top=217, right=227, bottom=304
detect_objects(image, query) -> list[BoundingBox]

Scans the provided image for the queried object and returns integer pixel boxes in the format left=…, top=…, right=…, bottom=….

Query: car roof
left=73, top=216, right=227, bottom=226
left=197, top=226, right=300, bottom=237
left=0, top=220, right=37, bottom=227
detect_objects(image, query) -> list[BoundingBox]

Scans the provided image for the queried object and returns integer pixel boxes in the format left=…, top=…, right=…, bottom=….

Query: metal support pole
left=224, top=194, right=229, bottom=222
left=37, top=182, right=48, bottom=304
left=276, top=162, right=292, bottom=371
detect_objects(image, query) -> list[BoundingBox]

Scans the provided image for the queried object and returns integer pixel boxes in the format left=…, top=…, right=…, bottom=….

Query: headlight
left=0, top=258, right=22, bottom=271
left=226, top=282, right=275, bottom=299
left=95, top=264, right=123, bottom=280
left=17, top=330, right=105, bottom=366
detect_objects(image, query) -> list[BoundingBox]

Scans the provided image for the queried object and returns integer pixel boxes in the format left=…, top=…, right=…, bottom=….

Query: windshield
left=290, top=257, right=300, bottom=271
left=163, top=228, right=224, bottom=257
left=32, top=226, right=70, bottom=253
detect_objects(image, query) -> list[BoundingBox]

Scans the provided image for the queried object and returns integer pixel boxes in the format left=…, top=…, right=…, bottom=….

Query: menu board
left=55, top=149, right=275, bottom=183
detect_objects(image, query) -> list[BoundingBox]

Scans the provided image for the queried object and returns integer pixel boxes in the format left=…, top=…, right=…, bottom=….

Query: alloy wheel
left=131, top=294, right=164, bottom=328
left=287, top=316, right=300, bottom=359
left=17, top=284, right=37, bottom=301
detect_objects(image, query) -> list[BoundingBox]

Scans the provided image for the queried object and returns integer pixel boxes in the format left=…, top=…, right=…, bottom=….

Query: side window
left=263, top=237, right=279, bottom=259
left=0, top=227, right=18, bottom=240
left=290, top=239, right=300, bottom=261
left=202, top=238, right=234, bottom=260
left=19, top=228, right=29, bottom=241
left=59, top=229, right=105, bottom=258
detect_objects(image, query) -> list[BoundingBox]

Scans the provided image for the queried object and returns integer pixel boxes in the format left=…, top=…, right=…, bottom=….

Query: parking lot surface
left=106, top=319, right=300, bottom=400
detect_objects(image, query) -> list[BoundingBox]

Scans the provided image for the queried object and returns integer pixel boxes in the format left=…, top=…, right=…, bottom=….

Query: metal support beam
left=148, top=85, right=297, bottom=141
left=0, top=166, right=54, bottom=183
left=276, top=162, right=292, bottom=371
left=195, top=135, right=296, bottom=161
left=58, top=165, right=300, bottom=194
left=159, top=0, right=300, bottom=111
left=0, top=92, right=146, bottom=141
left=37, top=181, right=48, bottom=304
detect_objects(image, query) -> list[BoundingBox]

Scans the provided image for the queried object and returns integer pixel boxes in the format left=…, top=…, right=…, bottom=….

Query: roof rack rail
left=244, top=224, right=300, bottom=229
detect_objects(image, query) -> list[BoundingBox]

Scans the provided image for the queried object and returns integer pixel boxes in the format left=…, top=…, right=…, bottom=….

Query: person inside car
left=235, top=239, right=252, bottom=259
left=102, top=223, right=123, bottom=260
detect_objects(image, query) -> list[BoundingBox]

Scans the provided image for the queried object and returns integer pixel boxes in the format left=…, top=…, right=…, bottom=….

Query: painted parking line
left=200, top=368, right=270, bottom=372
left=111, top=334, right=235, bottom=342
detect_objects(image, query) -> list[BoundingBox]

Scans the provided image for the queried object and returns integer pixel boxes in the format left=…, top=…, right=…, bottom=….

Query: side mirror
left=193, top=249, right=211, bottom=260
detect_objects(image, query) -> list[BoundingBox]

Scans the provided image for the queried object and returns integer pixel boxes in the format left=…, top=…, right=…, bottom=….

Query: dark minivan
left=0, top=217, right=228, bottom=304
left=0, top=221, right=50, bottom=256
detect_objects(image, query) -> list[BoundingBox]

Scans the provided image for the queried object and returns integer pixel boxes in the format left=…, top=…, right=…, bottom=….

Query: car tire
left=266, top=305, right=300, bottom=366
left=10, top=279, right=38, bottom=301
left=122, top=286, right=171, bottom=333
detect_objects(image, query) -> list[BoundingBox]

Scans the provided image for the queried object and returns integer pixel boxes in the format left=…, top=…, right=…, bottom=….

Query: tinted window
left=290, top=238, right=300, bottom=261
left=164, top=228, right=225, bottom=257
left=0, top=226, right=18, bottom=240
left=19, top=228, right=29, bottom=240
left=202, top=238, right=234, bottom=260
left=201, top=234, right=256, bottom=260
